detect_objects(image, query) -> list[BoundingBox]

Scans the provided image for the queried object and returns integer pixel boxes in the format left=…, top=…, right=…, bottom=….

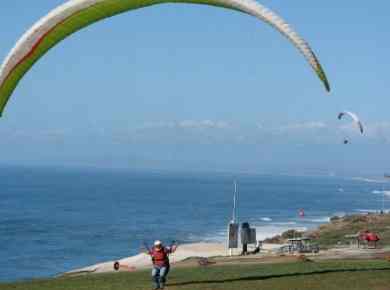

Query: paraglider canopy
left=0, top=0, right=330, bottom=117
left=338, top=111, right=364, bottom=134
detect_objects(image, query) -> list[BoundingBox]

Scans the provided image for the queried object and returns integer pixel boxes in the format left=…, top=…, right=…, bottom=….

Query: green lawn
left=2, top=260, right=390, bottom=290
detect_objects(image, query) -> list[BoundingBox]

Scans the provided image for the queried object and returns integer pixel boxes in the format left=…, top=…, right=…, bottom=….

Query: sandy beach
left=66, top=242, right=284, bottom=275
left=66, top=241, right=390, bottom=277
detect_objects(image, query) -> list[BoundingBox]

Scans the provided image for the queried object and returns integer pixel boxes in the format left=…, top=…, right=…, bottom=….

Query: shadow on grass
left=168, top=267, right=390, bottom=287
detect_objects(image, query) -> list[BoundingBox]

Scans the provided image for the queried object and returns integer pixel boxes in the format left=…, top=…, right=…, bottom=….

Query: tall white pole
left=229, top=180, right=238, bottom=257
left=233, top=180, right=237, bottom=223
left=235, top=180, right=239, bottom=225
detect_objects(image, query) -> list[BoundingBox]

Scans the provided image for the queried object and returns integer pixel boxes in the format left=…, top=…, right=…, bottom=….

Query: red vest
left=150, top=247, right=170, bottom=267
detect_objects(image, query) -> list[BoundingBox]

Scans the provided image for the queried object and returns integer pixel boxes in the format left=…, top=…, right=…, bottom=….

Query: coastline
left=65, top=242, right=283, bottom=276
left=66, top=213, right=390, bottom=276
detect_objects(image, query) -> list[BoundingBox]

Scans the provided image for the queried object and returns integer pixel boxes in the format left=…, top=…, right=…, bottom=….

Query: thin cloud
left=177, top=120, right=231, bottom=129
left=5, top=120, right=390, bottom=146
left=279, top=121, right=328, bottom=131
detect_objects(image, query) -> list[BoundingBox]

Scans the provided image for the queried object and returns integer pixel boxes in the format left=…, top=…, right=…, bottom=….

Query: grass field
left=2, top=260, right=390, bottom=290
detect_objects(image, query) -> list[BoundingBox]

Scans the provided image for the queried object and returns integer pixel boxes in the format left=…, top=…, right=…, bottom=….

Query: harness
left=151, top=248, right=169, bottom=266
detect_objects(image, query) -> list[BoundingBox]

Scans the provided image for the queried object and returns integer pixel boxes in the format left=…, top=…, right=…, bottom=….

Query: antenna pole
left=233, top=180, right=238, bottom=223
left=229, top=180, right=238, bottom=257
left=236, top=181, right=239, bottom=224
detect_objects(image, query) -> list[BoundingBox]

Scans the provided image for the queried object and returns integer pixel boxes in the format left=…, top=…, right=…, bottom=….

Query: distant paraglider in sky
left=338, top=111, right=364, bottom=144
left=298, top=208, right=305, bottom=218
left=0, top=0, right=330, bottom=117
left=338, top=111, right=364, bottom=134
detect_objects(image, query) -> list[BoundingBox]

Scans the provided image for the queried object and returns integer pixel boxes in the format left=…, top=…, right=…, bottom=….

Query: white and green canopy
left=0, top=0, right=330, bottom=116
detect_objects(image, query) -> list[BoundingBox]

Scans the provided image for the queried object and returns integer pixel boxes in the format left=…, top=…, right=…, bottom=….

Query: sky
left=0, top=1, right=389, bottom=175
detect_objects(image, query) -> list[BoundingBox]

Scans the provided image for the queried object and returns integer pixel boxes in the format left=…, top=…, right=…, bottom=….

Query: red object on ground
left=358, top=231, right=380, bottom=243
left=365, top=233, right=380, bottom=242
left=113, top=261, right=136, bottom=272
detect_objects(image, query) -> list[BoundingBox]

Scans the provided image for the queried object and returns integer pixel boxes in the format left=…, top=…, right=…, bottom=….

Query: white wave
left=307, top=217, right=331, bottom=223
left=358, top=210, right=390, bottom=215
left=260, top=217, right=272, bottom=222
left=351, top=177, right=383, bottom=183
left=271, top=221, right=297, bottom=226
left=372, top=190, right=390, bottom=197
left=355, top=209, right=380, bottom=213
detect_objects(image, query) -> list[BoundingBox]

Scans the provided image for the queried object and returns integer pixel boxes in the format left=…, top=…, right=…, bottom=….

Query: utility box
left=228, top=223, right=239, bottom=249
left=241, top=222, right=257, bottom=244
left=241, top=222, right=250, bottom=244
left=249, top=228, right=257, bottom=244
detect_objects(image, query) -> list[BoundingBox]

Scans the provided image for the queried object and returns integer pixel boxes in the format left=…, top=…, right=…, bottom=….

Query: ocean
left=0, top=166, right=389, bottom=282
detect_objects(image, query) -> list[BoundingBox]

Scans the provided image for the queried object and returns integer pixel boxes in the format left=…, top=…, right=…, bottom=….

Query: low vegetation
left=309, top=213, right=390, bottom=248
left=265, top=213, right=390, bottom=249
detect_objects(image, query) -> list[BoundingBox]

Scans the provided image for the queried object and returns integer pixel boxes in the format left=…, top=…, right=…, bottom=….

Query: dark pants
left=152, top=265, right=170, bottom=289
